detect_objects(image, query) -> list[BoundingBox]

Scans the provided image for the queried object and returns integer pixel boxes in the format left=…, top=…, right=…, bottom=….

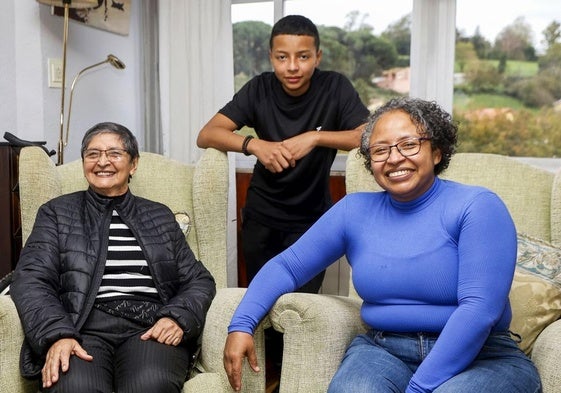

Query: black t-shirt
left=220, top=69, right=369, bottom=231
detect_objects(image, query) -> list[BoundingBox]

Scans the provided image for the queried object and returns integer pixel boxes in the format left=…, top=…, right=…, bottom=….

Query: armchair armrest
left=2, top=289, right=268, bottom=393
left=0, top=296, right=38, bottom=393
left=532, top=318, right=561, bottom=393
left=270, top=293, right=367, bottom=393
left=186, top=288, right=269, bottom=393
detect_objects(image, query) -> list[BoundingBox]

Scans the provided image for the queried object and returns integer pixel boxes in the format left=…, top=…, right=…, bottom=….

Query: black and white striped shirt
left=96, top=210, right=159, bottom=302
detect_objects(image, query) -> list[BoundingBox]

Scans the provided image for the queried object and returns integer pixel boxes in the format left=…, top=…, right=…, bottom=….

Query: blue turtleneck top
left=229, top=177, right=517, bottom=392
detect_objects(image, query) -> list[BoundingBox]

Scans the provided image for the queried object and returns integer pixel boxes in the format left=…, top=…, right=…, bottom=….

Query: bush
left=504, top=64, right=561, bottom=108
left=463, top=60, right=503, bottom=93
left=454, top=108, right=561, bottom=157
left=507, top=78, right=556, bottom=108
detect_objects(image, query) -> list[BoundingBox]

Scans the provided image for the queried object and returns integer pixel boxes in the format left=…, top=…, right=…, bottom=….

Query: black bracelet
left=241, top=135, right=254, bottom=156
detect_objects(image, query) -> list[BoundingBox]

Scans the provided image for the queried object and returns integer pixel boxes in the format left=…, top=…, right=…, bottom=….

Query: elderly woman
left=223, top=98, right=542, bottom=393
left=11, top=122, right=216, bottom=393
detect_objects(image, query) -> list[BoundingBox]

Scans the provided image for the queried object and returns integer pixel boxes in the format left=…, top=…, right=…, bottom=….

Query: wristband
left=241, top=135, right=254, bottom=156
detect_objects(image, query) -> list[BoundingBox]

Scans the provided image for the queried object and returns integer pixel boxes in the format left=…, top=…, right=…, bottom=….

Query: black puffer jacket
left=11, top=188, right=216, bottom=378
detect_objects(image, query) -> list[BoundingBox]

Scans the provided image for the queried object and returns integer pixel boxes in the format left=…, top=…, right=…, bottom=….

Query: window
left=232, top=0, right=413, bottom=110
left=231, top=1, right=561, bottom=160
left=453, top=0, right=561, bottom=158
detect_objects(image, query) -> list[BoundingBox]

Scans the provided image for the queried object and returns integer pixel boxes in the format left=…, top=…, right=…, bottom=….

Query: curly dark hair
left=359, top=97, right=458, bottom=176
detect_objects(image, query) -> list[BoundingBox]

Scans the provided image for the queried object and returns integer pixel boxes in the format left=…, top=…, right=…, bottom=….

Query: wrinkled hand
left=223, top=332, right=260, bottom=391
left=140, top=317, right=184, bottom=346
left=42, top=338, right=93, bottom=389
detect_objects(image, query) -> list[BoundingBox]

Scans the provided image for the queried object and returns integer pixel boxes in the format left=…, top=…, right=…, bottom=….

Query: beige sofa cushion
left=510, top=234, right=561, bottom=354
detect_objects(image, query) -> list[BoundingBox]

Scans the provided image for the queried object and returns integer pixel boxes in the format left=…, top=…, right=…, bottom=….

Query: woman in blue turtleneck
left=223, top=97, right=542, bottom=393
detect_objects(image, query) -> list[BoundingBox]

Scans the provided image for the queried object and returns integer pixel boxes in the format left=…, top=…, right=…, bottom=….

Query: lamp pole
left=56, top=0, right=71, bottom=165
left=36, top=0, right=98, bottom=164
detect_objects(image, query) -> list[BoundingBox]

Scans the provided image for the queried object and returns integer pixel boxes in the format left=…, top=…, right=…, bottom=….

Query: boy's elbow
left=196, top=130, right=209, bottom=148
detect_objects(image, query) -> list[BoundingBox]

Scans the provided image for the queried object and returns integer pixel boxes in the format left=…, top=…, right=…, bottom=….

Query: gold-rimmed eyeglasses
left=83, top=148, right=128, bottom=162
left=368, top=137, right=431, bottom=162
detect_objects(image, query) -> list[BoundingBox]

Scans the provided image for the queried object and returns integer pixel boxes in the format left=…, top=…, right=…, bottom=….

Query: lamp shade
left=36, top=0, right=97, bottom=9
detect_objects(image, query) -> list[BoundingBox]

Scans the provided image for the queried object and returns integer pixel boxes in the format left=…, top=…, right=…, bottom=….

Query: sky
left=232, top=0, right=561, bottom=52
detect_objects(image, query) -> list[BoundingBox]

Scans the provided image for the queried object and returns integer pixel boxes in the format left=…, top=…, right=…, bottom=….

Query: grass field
left=491, top=59, right=539, bottom=77
left=453, top=59, right=539, bottom=111
left=453, top=92, right=528, bottom=111
left=454, top=59, right=539, bottom=77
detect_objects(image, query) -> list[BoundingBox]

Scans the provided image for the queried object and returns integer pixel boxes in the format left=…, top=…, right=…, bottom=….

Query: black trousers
left=42, top=308, right=192, bottom=393
left=241, top=214, right=325, bottom=293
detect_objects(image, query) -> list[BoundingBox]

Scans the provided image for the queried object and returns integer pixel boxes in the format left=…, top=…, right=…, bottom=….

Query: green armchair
left=0, top=146, right=267, bottom=393
left=269, top=150, right=561, bottom=393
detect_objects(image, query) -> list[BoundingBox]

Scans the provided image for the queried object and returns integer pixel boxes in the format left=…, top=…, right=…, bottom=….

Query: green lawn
left=454, top=92, right=527, bottom=111
left=454, top=59, right=538, bottom=77
left=496, top=59, right=538, bottom=77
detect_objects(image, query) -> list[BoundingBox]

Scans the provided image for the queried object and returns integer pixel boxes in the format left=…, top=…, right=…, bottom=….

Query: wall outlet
left=48, top=58, right=63, bottom=88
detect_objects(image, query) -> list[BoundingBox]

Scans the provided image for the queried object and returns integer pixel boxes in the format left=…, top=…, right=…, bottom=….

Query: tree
left=232, top=21, right=271, bottom=78
left=494, top=16, right=535, bottom=61
left=464, top=60, right=502, bottom=93
left=455, top=41, right=478, bottom=72
left=542, top=21, right=561, bottom=51
left=317, top=26, right=353, bottom=77
left=346, top=28, right=398, bottom=80
left=504, top=39, right=561, bottom=108
left=539, top=42, right=561, bottom=71
left=381, top=14, right=411, bottom=56
left=470, top=26, right=492, bottom=59
left=343, top=10, right=371, bottom=32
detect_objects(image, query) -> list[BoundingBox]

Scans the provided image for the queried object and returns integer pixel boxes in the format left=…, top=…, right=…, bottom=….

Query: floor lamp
left=65, top=54, right=126, bottom=147
left=36, top=0, right=97, bottom=165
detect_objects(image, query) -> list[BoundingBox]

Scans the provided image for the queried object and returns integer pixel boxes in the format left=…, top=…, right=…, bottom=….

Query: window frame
left=231, top=0, right=456, bottom=112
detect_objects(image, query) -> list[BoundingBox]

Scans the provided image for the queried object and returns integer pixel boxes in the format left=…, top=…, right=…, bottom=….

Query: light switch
left=48, top=58, right=63, bottom=88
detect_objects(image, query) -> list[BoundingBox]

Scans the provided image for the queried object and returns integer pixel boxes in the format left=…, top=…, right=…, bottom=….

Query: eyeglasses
left=83, top=148, right=128, bottom=162
left=367, top=137, right=431, bottom=162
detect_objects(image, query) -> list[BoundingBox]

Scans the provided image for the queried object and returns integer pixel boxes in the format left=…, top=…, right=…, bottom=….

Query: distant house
left=373, top=67, right=410, bottom=94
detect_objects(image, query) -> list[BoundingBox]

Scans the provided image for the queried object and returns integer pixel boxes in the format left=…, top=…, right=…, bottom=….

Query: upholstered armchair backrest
left=441, top=153, right=557, bottom=243
left=18, top=147, right=229, bottom=288
left=345, top=148, right=561, bottom=296
left=346, top=149, right=559, bottom=242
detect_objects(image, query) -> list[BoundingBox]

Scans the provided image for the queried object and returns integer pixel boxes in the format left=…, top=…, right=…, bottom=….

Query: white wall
left=1, top=0, right=143, bottom=164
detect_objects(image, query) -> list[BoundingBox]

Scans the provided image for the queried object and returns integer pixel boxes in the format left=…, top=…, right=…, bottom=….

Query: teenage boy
left=197, top=15, right=369, bottom=292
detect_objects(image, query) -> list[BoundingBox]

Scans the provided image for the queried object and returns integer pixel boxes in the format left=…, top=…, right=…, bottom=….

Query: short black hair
left=269, top=15, right=320, bottom=51
left=359, top=97, right=458, bottom=176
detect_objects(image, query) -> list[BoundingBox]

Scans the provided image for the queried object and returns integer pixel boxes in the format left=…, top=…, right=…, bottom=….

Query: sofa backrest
left=18, top=146, right=229, bottom=288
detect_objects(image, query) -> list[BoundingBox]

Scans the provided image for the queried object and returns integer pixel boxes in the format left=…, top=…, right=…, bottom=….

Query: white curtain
left=158, top=0, right=237, bottom=286
left=158, top=0, right=234, bottom=164
left=410, top=0, right=456, bottom=113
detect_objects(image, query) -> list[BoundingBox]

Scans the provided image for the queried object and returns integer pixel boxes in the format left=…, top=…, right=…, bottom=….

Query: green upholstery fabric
left=271, top=293, right=365, bottom=393
left=1, top=147, right=265, bottom=393
left=0, top=296, right=37, bottom=393
left=269, top=150, right=561, bottom=393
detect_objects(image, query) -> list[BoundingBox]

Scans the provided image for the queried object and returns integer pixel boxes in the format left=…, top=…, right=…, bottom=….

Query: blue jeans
left=327, top=330, right=542, bottom=393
